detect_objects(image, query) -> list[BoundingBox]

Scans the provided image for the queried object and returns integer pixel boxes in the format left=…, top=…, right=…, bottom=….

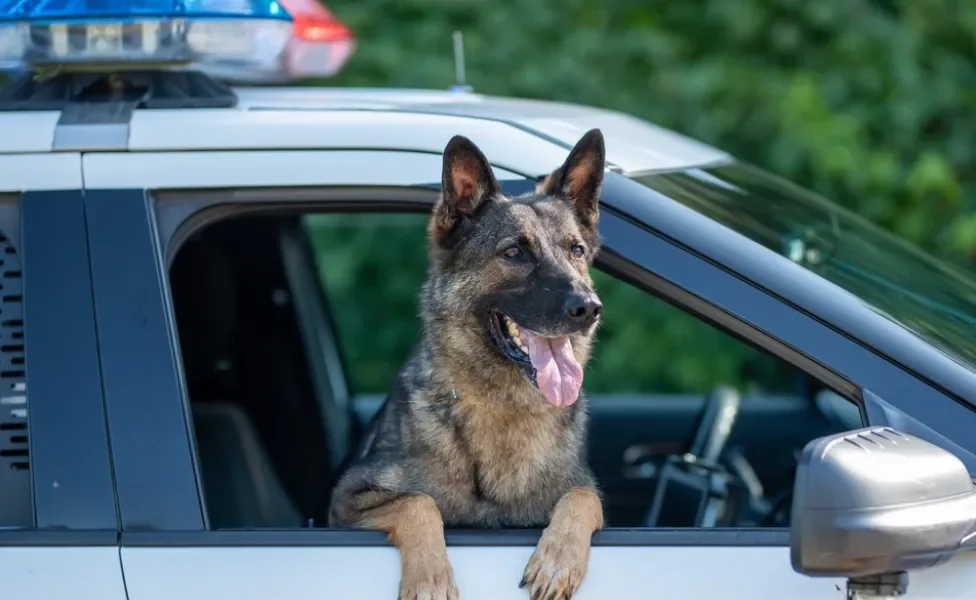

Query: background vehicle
left=1, top=2, right=975, bottom=599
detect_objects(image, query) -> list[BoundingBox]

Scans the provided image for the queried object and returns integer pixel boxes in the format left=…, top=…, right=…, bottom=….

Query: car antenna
left=450, top=30, right=473, bottom=94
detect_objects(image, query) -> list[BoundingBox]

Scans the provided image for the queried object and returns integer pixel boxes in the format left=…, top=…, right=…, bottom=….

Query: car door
left=0, top=158, right=126, bottom=599
left=83, top=150, right=976, bottom=599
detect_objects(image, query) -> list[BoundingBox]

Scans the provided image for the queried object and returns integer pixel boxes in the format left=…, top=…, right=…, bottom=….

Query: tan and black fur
left=329, top=129, right=608, bottom=600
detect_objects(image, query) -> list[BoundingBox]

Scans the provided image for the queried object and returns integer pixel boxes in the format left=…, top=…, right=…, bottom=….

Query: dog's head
left=423, top=129, right=605, bottom=408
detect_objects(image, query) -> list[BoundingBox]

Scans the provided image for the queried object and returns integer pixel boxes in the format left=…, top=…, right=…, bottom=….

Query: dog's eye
left=571, top=244, right=586, bottom=259
left=503, top=246, right=522, bottom=259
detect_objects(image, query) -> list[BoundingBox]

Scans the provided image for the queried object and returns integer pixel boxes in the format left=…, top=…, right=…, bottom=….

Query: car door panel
left=120, top=544, right=840, bottom=600
left=119, top=543, right=976, bottom=599
left=0, top=546, right=127, bottom=600
left=15, top=189, right=125, bottom=600
left=92, top=171, right=976, bottom=599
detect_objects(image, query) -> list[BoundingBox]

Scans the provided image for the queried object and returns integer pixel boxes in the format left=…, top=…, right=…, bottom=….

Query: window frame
left=597, top=174, right=976, bottom=472
left=619, top=167, right=976, bottom=409
left=282, top=217, right=354, bottom=470
left=85, top=189, right=207, bottom=532
left=94, top=173, right=972, bottom=549
left=0, top=190, right=118, bottom=546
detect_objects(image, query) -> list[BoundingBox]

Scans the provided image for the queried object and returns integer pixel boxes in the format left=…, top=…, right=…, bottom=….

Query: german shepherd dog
left=329, top=129, right=607, bottom=600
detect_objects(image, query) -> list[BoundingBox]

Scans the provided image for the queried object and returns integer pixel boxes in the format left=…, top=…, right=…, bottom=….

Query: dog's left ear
left=430, top=135, right=501, bottom=242
left=537, top=128, right=605, bottom=230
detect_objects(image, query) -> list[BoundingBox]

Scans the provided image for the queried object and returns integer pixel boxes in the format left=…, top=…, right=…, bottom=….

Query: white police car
left=1, top=2, right=976, bottom=599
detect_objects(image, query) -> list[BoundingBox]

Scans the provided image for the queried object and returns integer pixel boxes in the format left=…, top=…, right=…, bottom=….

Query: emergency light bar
left=0, top=0, right=354, bottom=82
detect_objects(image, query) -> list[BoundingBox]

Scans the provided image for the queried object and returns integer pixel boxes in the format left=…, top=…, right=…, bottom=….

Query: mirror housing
left=791, top=427, right=976, bottom=580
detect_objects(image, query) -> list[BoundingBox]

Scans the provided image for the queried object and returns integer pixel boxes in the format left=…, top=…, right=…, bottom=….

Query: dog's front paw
left=399, top=556, right=459, bottom=600
left=520, top=530, right=590, bottom=600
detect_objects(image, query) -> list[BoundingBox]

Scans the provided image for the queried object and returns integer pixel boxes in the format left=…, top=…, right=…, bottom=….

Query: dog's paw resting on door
left=520, top=487, right=603, bottom=600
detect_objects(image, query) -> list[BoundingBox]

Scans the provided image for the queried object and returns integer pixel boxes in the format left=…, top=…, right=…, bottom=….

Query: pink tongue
left=522, top=331, right=583, bottom=407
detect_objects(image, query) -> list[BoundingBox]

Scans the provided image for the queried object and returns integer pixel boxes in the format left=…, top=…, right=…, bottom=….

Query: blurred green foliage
left=305, top=0, right=976, bottom=396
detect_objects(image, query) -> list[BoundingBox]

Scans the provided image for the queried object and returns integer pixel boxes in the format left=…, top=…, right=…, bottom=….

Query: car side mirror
left=790, top=426, right=976, bottom=598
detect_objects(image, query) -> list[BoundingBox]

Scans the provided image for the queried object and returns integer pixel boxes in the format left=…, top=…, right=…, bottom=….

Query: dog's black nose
left=564, top=293, right=602, bottom=326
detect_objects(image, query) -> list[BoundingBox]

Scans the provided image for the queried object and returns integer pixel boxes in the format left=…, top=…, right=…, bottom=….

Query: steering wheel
left=643, top=385, right=744, bottom=528
left=762, top=489, right=793, bottom=527
left=687, top=384, right=742, bottom=466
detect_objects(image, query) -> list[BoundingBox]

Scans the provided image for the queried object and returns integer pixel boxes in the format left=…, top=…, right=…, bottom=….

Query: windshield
left=635, top=163, right=976, bottom=369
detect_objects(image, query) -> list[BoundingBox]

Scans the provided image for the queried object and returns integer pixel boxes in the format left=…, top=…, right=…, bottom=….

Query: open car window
left=168, top=204, right=857, bottom=532
left=634, top=164, right=976, bottom=370
left=302, top=210, right=851, bottom=528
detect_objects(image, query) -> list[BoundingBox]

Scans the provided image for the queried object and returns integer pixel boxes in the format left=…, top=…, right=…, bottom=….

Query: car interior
left=169, top=211, right=859, bottom=531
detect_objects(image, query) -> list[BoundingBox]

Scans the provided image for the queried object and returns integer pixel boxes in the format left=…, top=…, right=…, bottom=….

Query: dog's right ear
left=536, top=129, right=605, bottom=232
left=430, top=135, right=500, bottom=242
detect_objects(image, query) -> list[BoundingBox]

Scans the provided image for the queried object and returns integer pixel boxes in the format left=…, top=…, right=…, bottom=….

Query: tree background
left=305, top=0, right=976, bottom=396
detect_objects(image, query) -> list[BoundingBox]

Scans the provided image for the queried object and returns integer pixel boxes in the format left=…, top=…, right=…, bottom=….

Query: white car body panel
left=232, top=87, right=733, bottom=174
left=120, top=545, right=976, bottom=600
left=123, top=110, right=570, bottom=177
left=0, top=87, right=732, bottom=177
left=0, top=154, right=83, bottom=191
left=82, top=149, right=526, bottom=189
left=0, top=111, right=62, bottom=153
left=0, top=546, right=127, bottom=600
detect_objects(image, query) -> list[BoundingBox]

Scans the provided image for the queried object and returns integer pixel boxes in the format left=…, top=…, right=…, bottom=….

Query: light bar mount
left=0, top=69, right=237, bottom=111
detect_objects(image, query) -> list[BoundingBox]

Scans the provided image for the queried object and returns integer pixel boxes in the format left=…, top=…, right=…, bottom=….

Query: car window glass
left=635, top=164, right=976, bottom=370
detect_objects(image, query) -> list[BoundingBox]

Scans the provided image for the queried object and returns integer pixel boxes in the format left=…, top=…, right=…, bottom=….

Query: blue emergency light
left=0, top=0, right=354, bottom=81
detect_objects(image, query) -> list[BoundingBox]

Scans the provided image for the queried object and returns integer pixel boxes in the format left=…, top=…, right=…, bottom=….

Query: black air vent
left=0, top=231, right=29, bottom=528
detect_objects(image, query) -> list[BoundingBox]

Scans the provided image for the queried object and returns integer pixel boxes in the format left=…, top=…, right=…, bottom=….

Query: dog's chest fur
left=461, top=402, right=570, bottom=497
left=415, top=386, right=584, bottom=527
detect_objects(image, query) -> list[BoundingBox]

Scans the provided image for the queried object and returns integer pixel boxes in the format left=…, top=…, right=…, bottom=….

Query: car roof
left=0, top=86, right=731, bottom=176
